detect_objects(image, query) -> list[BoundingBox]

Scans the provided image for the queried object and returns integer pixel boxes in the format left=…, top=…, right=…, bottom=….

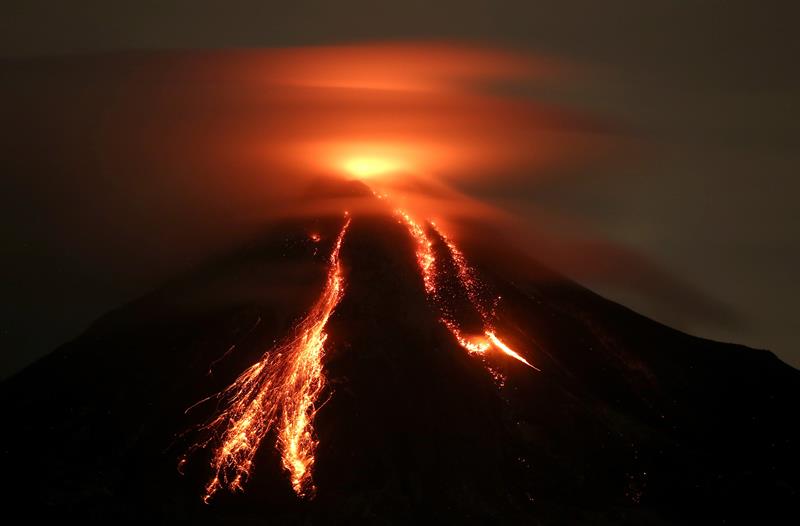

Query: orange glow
left=257, top=42, right=555, bottom=92
left=433, top=222, right=493, bottom=321
left=342, top=156, right=406, bottom=179
left=431, top=221, right=539, bottom=370
left=486, top=331, right=539, bottom=371
left=215, top=42, right=598, bottom=186
left=184, top=215, right=350, bottom=501
left=397, top=209, right=437, bottom=294
left=443, top=320, right=491, bottom=355
left=393, top=204, right=539, bottom=373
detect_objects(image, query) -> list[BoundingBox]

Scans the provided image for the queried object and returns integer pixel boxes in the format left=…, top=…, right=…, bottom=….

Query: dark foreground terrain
left=2, top=187, right=798, bottom=525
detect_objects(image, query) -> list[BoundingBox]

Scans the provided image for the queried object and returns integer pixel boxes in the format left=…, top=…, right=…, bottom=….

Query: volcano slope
left=1, top=186, right=798, bottom=525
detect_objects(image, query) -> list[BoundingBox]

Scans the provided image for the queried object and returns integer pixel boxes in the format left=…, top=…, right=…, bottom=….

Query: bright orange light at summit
left=343, top=157, right=405, bottom=179
left=235, top=42, right=590, bottom=182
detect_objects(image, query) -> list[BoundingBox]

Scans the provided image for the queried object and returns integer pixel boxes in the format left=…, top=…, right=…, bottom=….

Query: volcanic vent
left=2, top=179, right=798, bottom=525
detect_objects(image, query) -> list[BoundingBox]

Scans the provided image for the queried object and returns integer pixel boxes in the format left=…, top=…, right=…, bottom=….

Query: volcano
left=1, top=179, right=798, bottom=525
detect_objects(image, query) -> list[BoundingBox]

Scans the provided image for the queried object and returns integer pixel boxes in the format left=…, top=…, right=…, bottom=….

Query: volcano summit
left=1, top=180, right=798, bottom=525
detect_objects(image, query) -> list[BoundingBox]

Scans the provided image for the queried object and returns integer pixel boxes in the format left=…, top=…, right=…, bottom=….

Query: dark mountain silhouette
left=2, top=180, right=798, bottom=525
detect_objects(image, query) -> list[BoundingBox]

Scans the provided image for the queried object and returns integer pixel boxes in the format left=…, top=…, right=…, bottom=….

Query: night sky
left=2, top=1, right=798, bottom=376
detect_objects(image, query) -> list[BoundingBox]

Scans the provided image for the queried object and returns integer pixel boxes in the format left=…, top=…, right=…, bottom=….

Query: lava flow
left=397, top=208, right=539, bottom=372
left=432, top=222, right=539, bottom=370
left=182, top=192, right=535, bottom=502
left=182, top=215, right=350, bottom=501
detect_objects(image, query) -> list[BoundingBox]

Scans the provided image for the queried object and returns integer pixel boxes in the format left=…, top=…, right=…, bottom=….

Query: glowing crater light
left=342, top=157, right=405, bottom=179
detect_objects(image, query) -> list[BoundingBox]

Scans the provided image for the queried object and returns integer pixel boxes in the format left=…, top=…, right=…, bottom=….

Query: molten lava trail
left=183, top=203, right=534, bottom=501
left=397, top=209, right=539, bottom=371
left=184, top=216, right=350, bottom=501
left=431, top=223, right=540, bottom=371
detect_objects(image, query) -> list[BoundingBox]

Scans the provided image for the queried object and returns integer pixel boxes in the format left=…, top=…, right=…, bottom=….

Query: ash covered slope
left=1, top=181, right=798, bottom=525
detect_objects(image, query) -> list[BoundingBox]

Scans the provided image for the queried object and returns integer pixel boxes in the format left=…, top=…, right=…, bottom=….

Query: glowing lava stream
left=396, top=209, right=539, bottom=371
left=184, top=215, right=350, bottom=502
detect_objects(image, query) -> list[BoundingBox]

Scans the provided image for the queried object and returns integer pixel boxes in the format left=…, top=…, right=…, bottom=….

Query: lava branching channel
left=396, top=210, right=540, bottom=377
left=181, top=205, right=537, bottom=501
left=181, top=215, right=350, bottom=502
